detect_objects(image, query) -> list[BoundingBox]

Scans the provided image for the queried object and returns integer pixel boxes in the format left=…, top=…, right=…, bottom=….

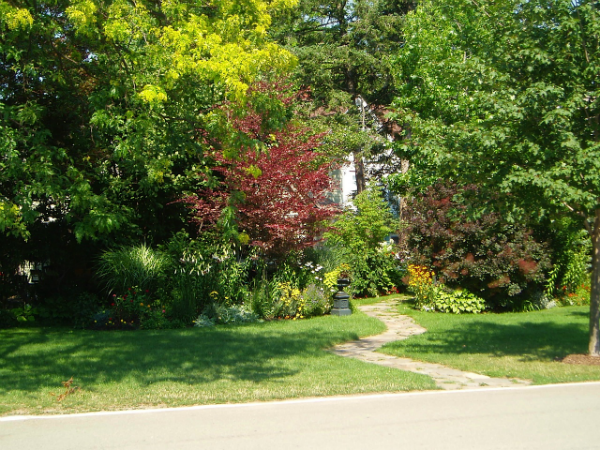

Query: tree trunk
left=353, top=151, right=366, bottom=194
left=589, top=209, right=600, bottom=356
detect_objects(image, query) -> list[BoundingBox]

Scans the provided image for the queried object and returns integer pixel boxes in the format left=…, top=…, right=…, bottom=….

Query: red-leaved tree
left=184, top=86, right=339, bottom=257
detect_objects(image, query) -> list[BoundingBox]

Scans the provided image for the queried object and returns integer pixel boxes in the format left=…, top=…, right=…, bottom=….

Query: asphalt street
left=2, top=382, right=600, bottom=450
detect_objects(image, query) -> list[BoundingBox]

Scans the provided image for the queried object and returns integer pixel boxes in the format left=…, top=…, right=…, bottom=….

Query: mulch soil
left=561, top=354, right=600, bottom=366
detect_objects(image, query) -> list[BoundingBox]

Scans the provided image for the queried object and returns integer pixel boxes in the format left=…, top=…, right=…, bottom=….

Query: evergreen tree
left=271, top=0, right=416, bottom=192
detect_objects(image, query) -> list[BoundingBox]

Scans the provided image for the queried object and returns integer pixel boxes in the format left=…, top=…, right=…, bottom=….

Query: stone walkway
left=330, top=300, right=532, bottom=390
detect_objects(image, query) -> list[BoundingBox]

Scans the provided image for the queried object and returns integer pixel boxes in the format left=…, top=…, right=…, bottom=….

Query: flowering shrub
left=301, top=284, right=332, bottom=317
left=558, top=283, right=591, bottom=306
left=275, top=282, right=305, bottom=319
left=407, top=265, right=438, bottom=309
left=94, top=288, right=168, bottom=329
left=195, top=304, right=259, bottom=327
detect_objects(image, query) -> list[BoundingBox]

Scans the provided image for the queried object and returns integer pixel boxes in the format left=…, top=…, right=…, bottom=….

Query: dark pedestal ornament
left=331, top=278, right=352, bottom=316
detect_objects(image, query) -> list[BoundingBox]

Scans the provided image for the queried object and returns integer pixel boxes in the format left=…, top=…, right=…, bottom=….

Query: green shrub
left=248, top=278, right=332, bottom=320
left=249, top=277, right=281, bottom=320
left=304, top=244, right=347, bottom=274
left=545, top=218, right=591, bottom=299
left=162, top=232, right=251, bottom=321
left=349, top=244, right=400, bottom=297
left=325, top=186, right=401, bottom=297
left=10, top=303, right=37, bottom=323
left=194, top=314, right=216, bottom=328
left=431, top=289, right=486, bottom=314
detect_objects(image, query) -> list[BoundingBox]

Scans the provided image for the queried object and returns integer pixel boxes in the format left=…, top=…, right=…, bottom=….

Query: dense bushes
left=326, top=187, right=403, bottom=297
left=402, top=183, right=552, bottom=310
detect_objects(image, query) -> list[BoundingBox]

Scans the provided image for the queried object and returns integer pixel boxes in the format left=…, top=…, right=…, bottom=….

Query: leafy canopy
left=0, top=0, right=298, bottom=243
left=392, top=0, right=600, bottom=353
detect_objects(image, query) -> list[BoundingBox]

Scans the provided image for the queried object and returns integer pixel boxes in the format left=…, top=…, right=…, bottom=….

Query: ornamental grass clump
left=97, top=244, right=170, bottom=295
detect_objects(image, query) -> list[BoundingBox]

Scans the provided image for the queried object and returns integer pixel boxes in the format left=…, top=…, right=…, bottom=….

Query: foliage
left=0, top=0, right=298, bottom=306
left=193, top=314, right=216, bottom=328
left=392, top=0, right=600, bottom=352
left=558, top=283, right=591, bottom=307
left=301, top=284, right=332, bottom=317
left=162, top=232, right=251, bottom=320
left=248, top=275, right=331, bottom=320
left=36, top=291, right=101, bottom=329
left=97, top=244, right=170, bottom=295
left=10, top=303, right=36, bottom=323
left=402, top=183, right=552, bottom=309
left=407, top=264, right=437, bottom=309
left=326, top=186, right=401, bottom=297
left=324, top=263, right=352, bottom=292
left=0, top=0, right=297, bottom=241
left=432, top=290, right=486, bottom=315
left=327, top=187, right=396, bottom=251
left=273, top=282, right=305, bottom=319
left=184, top=85, right=339, bottom=257
left=303, top=243, right=347, bottom=274
left=249, top=277, right=282, bottom=319
left=545, top=218, right=591, bottom=297
left=195, top=304, right=259, bottom=327
left=94, top=288, right=168, bottom=330
left=270, top=0, right=416, bottom=187
left=350, top=242, right=401, bottom=297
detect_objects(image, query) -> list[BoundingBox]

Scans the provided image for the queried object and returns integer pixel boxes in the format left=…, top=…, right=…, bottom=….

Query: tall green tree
left=393, top=0, right=600, bottom=354
left=271, top=0, right=415, bottom=192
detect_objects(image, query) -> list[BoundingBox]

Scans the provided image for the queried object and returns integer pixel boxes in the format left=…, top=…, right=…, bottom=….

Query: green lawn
left=380, top=300, right=600, bottom=384
left=0, top=309, right=435, bottom=417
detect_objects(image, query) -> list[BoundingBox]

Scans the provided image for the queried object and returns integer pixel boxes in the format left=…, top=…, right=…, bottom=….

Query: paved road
left=2, top=382, right=600, bottom=450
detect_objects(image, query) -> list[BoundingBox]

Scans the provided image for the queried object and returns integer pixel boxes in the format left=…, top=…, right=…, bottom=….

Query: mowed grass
left=380, top=299, right=600, bottom=384
left=0, top=310, right=435, bottom=416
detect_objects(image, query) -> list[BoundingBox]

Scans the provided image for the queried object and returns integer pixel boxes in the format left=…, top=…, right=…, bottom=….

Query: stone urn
left=331, top=277, right=352, bottom=316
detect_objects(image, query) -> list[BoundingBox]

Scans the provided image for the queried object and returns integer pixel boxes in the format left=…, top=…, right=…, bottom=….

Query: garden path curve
left=330, top=300, right=532, bottom=390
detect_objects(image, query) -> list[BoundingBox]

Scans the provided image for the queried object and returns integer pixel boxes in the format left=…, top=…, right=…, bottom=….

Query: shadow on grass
left=395, top=319, right=589, bottom=362
left=0, top=321, right=360, bottom=394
